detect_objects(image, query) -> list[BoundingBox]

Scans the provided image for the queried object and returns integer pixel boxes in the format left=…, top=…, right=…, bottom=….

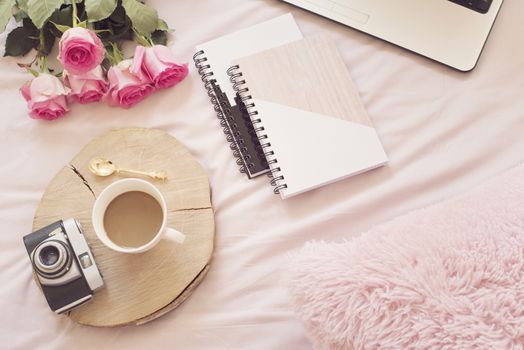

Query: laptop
left=282, top=0, right=504, bottom=71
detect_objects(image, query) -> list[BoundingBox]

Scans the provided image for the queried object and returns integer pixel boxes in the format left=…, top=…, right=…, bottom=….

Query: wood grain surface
left=233, top=34, right=373, bottom=127
left=32, top=127, right=214, bottom=327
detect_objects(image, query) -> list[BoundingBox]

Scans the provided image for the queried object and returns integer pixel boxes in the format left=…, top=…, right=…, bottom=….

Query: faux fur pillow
left=285, top=165, right=524, bottom=350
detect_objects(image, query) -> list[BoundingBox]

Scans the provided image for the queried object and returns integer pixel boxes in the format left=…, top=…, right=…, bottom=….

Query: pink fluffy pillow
left=284, top=165, right=524, bottom=350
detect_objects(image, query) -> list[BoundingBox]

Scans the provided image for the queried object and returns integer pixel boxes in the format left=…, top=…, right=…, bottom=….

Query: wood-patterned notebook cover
left=231, top=35, right=388, bottom=199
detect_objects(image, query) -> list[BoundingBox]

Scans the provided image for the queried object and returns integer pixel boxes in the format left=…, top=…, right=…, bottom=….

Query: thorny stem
left=39, top=56, right=49, bottom=74
left=71, top=0, right=78, bottom=27
left=110, top=42, right=124, bottom=65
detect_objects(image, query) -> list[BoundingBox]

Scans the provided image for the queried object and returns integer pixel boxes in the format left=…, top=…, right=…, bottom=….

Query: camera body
left=23, top=218, right=104, bottom=314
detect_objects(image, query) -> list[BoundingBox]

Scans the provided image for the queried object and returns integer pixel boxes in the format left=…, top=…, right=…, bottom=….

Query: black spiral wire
left=193, top=51, right=247, bottom=174
left=226, top=65, right=288, bottom=195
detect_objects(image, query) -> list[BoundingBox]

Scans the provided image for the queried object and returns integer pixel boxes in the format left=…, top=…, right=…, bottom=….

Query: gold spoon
left=88, top=157, right=168, bottom=181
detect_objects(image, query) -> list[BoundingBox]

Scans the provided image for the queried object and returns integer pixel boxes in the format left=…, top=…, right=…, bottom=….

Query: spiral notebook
left=228, top=35, right=388, bottom=199
left=193, top=14, right=303, bottom=178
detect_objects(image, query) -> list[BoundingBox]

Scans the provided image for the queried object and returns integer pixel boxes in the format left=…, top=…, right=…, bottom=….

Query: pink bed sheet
left=1, top=0, right=523, bottom=349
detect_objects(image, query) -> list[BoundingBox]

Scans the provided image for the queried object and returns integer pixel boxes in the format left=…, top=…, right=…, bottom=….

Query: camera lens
left=33, top=241, right=71, bottom=278
left=39, top=246, right=60, bottom=266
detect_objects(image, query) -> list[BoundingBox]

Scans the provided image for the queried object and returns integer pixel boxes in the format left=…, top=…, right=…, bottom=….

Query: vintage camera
left=23, top=218, right=104, bottom=314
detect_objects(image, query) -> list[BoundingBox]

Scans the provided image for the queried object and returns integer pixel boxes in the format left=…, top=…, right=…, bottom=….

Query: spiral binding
left=226, top=64, right=288, bottom=195
left=193, top=50, right=249, bottom=174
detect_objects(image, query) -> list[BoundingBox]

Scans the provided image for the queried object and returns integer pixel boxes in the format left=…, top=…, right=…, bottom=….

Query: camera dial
left=33, top=240, right=72, bottom=278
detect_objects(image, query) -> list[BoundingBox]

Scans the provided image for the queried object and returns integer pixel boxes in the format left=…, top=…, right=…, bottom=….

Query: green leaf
left=157, top=18, right=169, bottom=31
left=133, top=31, right=150, bottom=47
left=0, top=0, right=16, bottom=34
left=17, top=63, right=39, bottom=77
left=4, top=26, right=38, bottom=56
left=110, top=42, right=123, bottom=63
left=151, top=30, right=167, bottom=46
left=16, top=0, right=28, bottom=11
left=52, top=22, right=70, bottom=32
left=92, top=28, right=111, bottom=34
left=48, top=4, right=72, bottom=36
left=121, top=0, right=158, bottom=36
left=22, top=16, right=38, bottom=33
left=75, top=1, right=87, bottom=22
left=85, top=0, right=116, bottom=22
left=27, top=0, right=65, bottom=29
left=27, top=67, right=39, bottom=77
left=109, top=4, right=125, bottom=23
left=20, top=17, right=54, bottom=55
left=14, top=9, right=28, bottom=22
left=101, top=57, right=111, bottom=70
left=41, top=22, right=56, bottom=55
left=96, top=13, right=132, bottom=44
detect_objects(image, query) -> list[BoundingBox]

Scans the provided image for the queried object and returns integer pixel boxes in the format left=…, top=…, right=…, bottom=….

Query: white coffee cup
left=92, top=178, right=185, bottom=254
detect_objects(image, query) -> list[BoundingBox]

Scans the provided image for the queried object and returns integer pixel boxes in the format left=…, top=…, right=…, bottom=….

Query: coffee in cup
left=92, top=178, right=185, bottom=254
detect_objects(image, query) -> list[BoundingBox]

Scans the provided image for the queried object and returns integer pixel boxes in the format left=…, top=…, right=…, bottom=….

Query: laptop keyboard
left=448, top=0, right=493, bottom=14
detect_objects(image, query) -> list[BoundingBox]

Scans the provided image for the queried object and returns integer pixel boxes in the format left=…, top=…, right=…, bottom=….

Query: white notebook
left=229, top=35, right=389, bottom=199
left=193, top=14, right=303, bottom=178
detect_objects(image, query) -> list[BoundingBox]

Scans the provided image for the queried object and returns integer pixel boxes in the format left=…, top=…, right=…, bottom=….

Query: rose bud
left=64, top=66, right=108, bottom=104
left=131, top=45, right=188, bottom=89
left=20, top=73, right=69, bottom=121
left=106, top=59, right=155, bottom=109
left=58, top=27, right=105, bottom=74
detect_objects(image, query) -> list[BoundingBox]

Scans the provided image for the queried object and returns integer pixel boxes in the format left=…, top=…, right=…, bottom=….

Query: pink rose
left=106, top=59, right=155, bottom=109
left=20, top=73, right=69, bottom=121
left=64, top=66, right=108, bottom=104
left=58, top=27, right=105, bottom=74
left=131, top=45, right=188, bottom=89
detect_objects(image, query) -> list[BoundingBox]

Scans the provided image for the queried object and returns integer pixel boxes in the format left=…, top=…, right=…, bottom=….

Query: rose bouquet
left=0, top=0, right=188, bottom=120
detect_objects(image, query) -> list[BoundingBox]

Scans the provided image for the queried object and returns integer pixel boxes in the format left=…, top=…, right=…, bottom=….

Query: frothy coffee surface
left=104, top=191, right=163, bottom=248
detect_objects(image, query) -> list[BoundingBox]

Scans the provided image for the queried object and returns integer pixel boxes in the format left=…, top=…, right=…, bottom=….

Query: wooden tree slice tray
left=32, top=127, right=214, bottom=327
